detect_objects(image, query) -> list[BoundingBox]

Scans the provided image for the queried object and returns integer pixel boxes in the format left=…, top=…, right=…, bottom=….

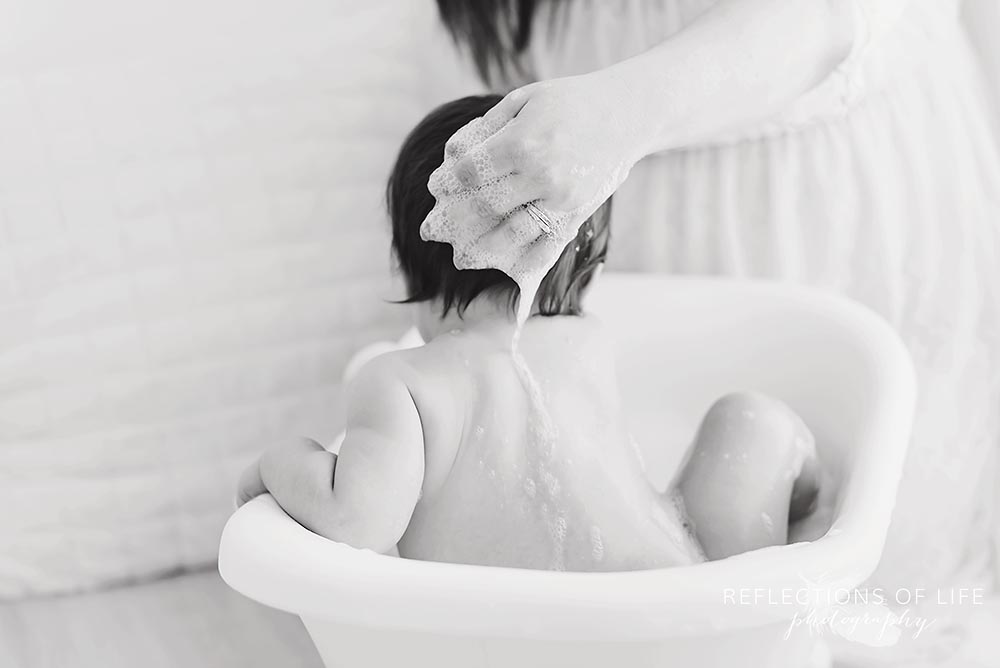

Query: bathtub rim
left=218, top=275, right=916, bottom=642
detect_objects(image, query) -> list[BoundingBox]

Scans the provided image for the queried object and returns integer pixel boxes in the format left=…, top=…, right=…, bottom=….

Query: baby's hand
left=235, top=458, right=267, bottom=508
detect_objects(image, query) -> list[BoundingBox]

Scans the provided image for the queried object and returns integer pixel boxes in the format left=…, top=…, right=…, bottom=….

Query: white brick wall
left=0, top=0, right=479, bottom=597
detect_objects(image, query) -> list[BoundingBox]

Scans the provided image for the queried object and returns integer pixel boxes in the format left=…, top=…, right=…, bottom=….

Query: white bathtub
left=219, top=275, right=916, bottom=668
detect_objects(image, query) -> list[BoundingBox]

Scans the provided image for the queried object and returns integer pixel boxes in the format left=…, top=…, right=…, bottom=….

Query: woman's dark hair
left=387, top=94, right=610, bottom=318
left=436, top=0, right=558, bottom=85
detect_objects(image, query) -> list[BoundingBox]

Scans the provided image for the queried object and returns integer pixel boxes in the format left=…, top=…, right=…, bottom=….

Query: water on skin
left=510, top=273, right=710, bottom=569
left=509, top=286, right=569, bottom=569
left=421, top=115, right=680, bottom=568
left=501, top=263, right=622, bottom=568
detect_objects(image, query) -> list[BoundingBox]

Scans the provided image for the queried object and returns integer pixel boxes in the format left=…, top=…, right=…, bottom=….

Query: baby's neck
left=423, top=296, right=533, bottom=342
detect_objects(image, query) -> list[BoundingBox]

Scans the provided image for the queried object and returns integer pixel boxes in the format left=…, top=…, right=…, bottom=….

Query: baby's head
left=387, top=95, right=610, bottom=333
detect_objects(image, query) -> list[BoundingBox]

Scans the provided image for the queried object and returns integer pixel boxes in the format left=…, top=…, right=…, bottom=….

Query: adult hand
left=421, top=72, right=650, bottom=282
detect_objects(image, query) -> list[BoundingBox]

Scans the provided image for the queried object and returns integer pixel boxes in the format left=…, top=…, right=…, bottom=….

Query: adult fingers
left=442, top=117, right=488, bottom=162
left=441, top=88, right=531, bottom=160
left=429, top=158, right=542, bottom=209
left=422, top=174, right=544, bottom=241
left=428, top=132, right=520, bottom=199
left=471, top=207, right=546, bottom=272
left=460, top=174, right=546, bottom=219
left=446, top=126, right=535, bottom=192
left=515, top=232, right=568, bottom=279
left=420, top=196, right=503, bottom=251
left=481, top=86, right=534, bottom=130
left=444, top=89, right=528, bottom=167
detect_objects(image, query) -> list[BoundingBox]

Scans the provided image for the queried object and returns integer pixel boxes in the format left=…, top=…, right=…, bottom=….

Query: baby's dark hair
left=386, top=94, right=611, bottom=317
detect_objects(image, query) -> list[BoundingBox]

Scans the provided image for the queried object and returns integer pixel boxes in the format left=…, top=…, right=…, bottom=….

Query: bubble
left=552, top=515, right=568, bottom=543
left=760, top=512, right=775, bottom=534
left=590, top=526, right=604, bottom=562
left=651, top=498, right=693, bottom=555
left=541, top=470, right=560, bottom=496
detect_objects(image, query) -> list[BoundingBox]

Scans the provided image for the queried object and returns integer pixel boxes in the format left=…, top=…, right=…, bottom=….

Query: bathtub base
left=301, top=617, right=831, bottom=668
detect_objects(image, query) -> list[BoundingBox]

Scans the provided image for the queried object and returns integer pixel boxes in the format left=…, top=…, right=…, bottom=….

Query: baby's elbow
left=309, top=507, right=407, bottom=555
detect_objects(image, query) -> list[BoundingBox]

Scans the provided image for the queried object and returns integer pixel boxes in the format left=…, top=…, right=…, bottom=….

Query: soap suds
left=590, top=525, right=605, bottom=562
left=509, top=326, right=567, bottom=570
left=421, top=110, right=634, bottom=572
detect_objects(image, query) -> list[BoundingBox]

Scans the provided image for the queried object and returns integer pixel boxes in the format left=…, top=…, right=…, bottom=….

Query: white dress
left=495, top=0, right=1000, bottom=663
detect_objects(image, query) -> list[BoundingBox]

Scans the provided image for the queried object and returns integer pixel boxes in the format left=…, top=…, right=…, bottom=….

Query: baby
left=237, top=95, right=822, bottom=570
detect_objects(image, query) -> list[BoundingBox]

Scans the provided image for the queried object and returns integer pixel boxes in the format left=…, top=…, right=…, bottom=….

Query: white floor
left=0, top=569, right=322, bottom=668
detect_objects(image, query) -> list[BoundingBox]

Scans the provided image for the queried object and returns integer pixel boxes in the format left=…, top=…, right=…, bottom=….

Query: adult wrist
left=584, top=64, right=667, bottom=163
left=597, top=47, right=690, bottom=157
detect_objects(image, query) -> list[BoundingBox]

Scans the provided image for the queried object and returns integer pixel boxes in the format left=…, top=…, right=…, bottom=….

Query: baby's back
left=395, top=315, right=703, bottom=571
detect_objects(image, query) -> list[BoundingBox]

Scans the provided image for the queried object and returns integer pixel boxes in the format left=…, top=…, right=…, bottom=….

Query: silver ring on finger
left=525, top=201, right=556, bottom=237
left=504, top=210, right=540, bottom=244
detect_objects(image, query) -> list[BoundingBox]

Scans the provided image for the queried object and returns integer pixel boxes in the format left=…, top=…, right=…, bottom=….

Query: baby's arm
left=251, top=357, right=425, bottom=553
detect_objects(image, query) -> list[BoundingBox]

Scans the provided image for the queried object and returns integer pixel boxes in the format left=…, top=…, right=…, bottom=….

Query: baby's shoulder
left=532, top=313, right=613, bottom=350
left=350, top=347, right=425, bottom=390
left=571, top=313, right=610, bottom=341
left=358, top=343, right=468, bottom=408
left=347, top=348, right=455, bottom=430
left=343, top=350, right=417, bottom=408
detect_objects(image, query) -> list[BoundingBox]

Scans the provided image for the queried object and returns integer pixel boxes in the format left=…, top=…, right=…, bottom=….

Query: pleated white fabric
left=496, top=1, right=1000, bottom=663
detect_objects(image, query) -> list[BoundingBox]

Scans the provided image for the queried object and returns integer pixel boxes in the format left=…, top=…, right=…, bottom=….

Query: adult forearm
left=603, top=0, right=854, bottom=153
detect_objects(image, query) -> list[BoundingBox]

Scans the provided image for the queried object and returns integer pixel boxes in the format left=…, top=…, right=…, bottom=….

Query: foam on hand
left=421, top=116, right=572, bottom=328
